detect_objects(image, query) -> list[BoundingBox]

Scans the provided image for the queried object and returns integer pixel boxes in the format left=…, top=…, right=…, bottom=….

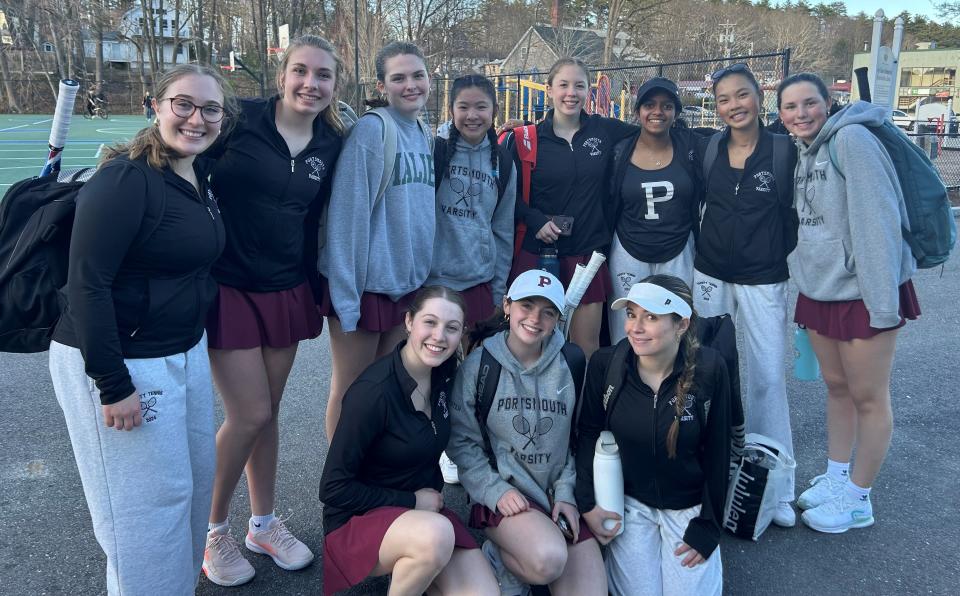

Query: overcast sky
left=829, top=1, right=944, bottom=21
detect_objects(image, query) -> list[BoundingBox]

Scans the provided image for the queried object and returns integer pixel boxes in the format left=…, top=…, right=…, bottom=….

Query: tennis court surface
left=0, top=114, right=149, bottom=189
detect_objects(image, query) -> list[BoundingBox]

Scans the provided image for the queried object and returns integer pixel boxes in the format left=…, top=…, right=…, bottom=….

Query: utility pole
left=719, top=22, right=735, bottom=59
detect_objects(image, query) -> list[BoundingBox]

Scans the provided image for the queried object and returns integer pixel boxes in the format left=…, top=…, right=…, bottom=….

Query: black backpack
left=0, top=162, right=164, bottom=353
left=434, top=136, right=513, bottom=202
left=474, top=342, right=586, bottom=470
left=600, top=314, right=746, bottom=473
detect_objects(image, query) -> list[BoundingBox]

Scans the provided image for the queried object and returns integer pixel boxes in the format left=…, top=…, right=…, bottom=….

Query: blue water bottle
left=538, top=247, right=561, bottom=279
left=794, top=326, right=820, bottom=381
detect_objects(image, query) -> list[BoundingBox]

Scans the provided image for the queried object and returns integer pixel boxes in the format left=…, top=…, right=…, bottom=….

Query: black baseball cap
left=634, top=77, right=682, bottom=112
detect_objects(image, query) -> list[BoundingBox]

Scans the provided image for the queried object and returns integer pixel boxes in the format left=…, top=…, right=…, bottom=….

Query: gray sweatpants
left=606, top=497, right=722, bottom=596
left=609, top=232, right=695, bottom=343
left=49, top=336, right=216, bottom=596
left=692, top=270, right=795, bottom=500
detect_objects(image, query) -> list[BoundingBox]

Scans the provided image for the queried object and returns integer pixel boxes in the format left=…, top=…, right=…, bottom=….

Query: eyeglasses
left=161, top=97, right=225, bottom=123
left=710, top=63, right=751, bottom=82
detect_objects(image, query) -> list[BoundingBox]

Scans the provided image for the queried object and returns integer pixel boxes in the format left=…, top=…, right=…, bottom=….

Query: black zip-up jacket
left=208, top=96, right=342, bottom=292
left=695, top=128, right=798, bottom=284
left=320, top=342, right=458, bottom=535
left=513, top=110, right=636, bottom=256
left=609, top=127, right=704, bottom=262
left=575, top=345, right=731, bottom=557
left=53, top=155, right=225, bottom=405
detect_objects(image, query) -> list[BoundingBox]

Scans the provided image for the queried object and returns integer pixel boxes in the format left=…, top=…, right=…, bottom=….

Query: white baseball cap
left=610, top=282, right=692, bottom=319
left=507, top=269, right=566, bottom=312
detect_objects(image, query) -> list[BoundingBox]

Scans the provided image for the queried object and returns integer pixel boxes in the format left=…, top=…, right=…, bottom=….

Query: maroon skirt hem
left=206, top=282, right=322, bottom=350
left=315, top=276, right=417, bottom=333
left=794, top=280, right=921, bottom=341
left=509, top=250, right=612, bottom=305
left=460, top=282, right=496, bottom=327
left=468, top=498, right=595, bottom=545
left=323, top=506, right=477, bottom=596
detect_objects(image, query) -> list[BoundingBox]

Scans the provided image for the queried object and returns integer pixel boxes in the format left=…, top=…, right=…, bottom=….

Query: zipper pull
left=734, top=183, right=740, bottom=196
left=653, top=391, right=658, bottom=409
left=290, top=159, right=295, bottom=173
left=430, top=420, right=437, bottom=436
left=205, top=206, right=215, bottom=220
left=130, top=327, right=140, bottom=337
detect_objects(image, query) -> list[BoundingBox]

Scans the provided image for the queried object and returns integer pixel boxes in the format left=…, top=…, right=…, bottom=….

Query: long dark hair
left=639, top=274, right=699, bottom=459
left=445, top=74, right=502, bottom=184
left=466, top=306, right=509, bottom=354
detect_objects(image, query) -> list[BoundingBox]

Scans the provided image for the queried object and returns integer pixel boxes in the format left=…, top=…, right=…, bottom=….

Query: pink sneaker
left=202, top=525, right=255, bottom=586
left=245, top=517, right=314, bottom=571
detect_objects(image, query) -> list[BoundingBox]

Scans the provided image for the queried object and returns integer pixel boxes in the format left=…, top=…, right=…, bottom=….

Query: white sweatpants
left=606, top=496, right=723, bottom=596
left=49, top=335, right=216, bottom=596
left=692, top=270, right=795, bottom=500
left=609, top=232, right=696, bottom=343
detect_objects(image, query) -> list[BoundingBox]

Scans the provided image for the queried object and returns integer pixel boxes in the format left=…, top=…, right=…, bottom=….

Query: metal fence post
left=783, top=48, right=791, bottom=79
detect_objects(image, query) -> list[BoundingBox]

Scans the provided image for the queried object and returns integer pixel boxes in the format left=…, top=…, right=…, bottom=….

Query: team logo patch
left=754, top=170, right=773, bottom=193
left=583, top=137, right=602, bottom=156
left=306, top=156, right=326, bottom=182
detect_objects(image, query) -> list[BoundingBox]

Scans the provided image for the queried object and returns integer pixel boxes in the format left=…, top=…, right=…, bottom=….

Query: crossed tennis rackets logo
left=513, top=414, right=553, bottom=448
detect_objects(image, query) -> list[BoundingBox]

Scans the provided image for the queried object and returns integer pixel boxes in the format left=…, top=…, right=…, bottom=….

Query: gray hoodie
left=788, top=101, right=915, bottom=328
left=448, top=330, right=578, bottom=512
left=320, top=107, right=435, bottom=332
left=426, top=135, right=517, bottom=304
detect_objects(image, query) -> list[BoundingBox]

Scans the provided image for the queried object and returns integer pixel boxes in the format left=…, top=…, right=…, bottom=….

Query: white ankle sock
left=250, top=512, right=276, bottom=532
left=208, top=520, right=228, bottom=533
left=844, top=480, right=871, bottom=502
left=826, top=459, right=850, bottom=482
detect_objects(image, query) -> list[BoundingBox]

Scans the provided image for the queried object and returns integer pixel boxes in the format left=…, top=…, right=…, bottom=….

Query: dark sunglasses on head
left=711, top=63, right=751, bottom=82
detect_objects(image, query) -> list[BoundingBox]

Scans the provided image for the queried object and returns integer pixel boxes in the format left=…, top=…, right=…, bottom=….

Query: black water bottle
left=537, top=247, right=560, bottom=278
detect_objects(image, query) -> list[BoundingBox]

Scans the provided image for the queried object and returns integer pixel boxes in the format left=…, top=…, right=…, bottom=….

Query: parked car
left=892, top=109, right=914, bottom=130
left=681, top=105, right=717, bottom=127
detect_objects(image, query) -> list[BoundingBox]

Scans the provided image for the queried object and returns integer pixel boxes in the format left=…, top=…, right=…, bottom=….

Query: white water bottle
left=593, top=431, right=624, bottom=536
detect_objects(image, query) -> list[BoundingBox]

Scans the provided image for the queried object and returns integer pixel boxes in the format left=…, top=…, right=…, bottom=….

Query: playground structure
left=431, top=50, right=791, bottom=128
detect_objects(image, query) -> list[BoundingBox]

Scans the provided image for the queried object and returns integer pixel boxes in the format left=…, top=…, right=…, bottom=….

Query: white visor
left=610, top=282, right=692, bottom=319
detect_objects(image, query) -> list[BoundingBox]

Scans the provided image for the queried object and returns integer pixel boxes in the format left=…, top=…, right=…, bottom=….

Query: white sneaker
left=772, top=501, right=797, bottom=527
left=797, top=473, right=845, bottom=510
left=801, top=493, right=875, bottom=534
left=482, top=540, right=530, bottom=596
left=439, top=451, right=460, bottom=485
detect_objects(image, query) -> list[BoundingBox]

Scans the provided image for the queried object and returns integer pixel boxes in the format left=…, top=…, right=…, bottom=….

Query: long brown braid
left=640, top=274, right=699, bottom=459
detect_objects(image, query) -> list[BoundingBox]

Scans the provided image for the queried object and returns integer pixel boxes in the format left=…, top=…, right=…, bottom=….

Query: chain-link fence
left=908, top=132, right=960, bottom=190
left=422, top=51, right=791, bottom=129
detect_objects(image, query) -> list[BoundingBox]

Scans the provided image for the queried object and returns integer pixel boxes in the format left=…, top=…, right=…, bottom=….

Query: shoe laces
left=209, top=532, right=245, bottom=565
left=263, top=515, right=300, bottom=552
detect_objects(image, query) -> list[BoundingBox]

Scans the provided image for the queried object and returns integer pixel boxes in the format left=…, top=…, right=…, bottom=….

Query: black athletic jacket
left=609, top=127, right=703, bottom=262
left=695, top=128, right=798, bottom=284
left=513, top=110, right=636, bottom=256
left=320, top=343, right=458, bottom=535
left=208, top=96, right=342, bottom=292
left=575, top=345, right=731, bottom=557
left=53, top=155, right=225, bottom=405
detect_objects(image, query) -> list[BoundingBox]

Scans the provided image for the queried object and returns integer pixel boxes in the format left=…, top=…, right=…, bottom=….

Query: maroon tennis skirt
left=323, top=506, right=478, bottom=596
left=314, top=275, right=416, bottom=333
left=509, top=249, right=612, bottom=305
left=794, top=280, right=921, bottom=341
left=206, top=282, right=322, bottom=350
left=469, top=498, right=595, bottom=545
left=460, top=282, right=496, bottom=327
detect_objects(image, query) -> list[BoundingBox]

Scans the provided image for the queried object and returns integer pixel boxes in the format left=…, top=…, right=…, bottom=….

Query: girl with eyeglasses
left=776, top=73, right=920, bottom=533
left=607, top=77, right=703, bottom=343
left=200, top=35, right=345, bottom=585
left=693, top=63, right=799, bottom=528
left=48, top=64, right=236, bottom=595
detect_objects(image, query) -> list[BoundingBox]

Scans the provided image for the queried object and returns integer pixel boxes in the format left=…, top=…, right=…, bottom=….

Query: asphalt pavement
left=2, top=261, right=958, bottom=596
